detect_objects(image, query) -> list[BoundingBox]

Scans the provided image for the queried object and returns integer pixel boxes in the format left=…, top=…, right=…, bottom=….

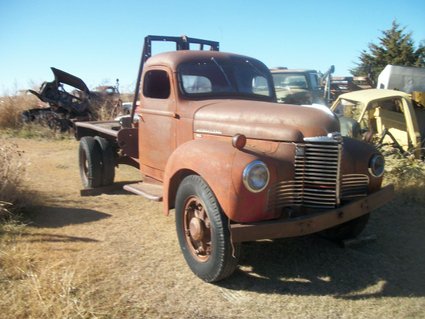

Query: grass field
left=0, top=137, right=424, bottom=318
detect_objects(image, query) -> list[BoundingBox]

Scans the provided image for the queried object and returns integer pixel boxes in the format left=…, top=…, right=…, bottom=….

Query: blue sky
left=1, top=0, right=424, bottom=94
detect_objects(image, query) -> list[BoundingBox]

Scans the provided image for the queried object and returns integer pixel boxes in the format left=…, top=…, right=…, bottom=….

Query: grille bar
left=341, top=174, right=369, bottom=199
left=295, top=142, right=341, bottom=208
left=268, top=138, right=342, bottom=210
left=267, top=135, right=371, bottom=211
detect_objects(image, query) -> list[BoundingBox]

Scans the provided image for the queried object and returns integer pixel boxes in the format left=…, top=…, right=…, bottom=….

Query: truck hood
left=51, top=67, right=90, bottom=93
left=193, top=100, right=339, bottom=142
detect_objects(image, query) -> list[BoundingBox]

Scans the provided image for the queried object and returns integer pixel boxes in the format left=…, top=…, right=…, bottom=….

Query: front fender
left=163, top=139, right=235, bottom=217
left=163, top=139, right=279, bottom=222
left=341, top=137, right=383, bottom=192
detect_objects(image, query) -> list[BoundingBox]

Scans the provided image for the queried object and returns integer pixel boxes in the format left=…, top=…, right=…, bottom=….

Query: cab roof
left=336, top=88, right=411, bottom=104
left=144, top=50, right=265, bottom=71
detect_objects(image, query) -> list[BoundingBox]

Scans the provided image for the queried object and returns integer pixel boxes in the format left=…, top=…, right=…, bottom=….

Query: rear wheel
left=95, top=136, right=115, bottom=186
left=175, top=175, right=240, bottom=282
left=320, top=213, right=370, bottom=241
left=79, top=136, right=102, bottom=188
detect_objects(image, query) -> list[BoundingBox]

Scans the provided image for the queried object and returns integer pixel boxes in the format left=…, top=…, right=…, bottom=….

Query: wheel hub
left=189, top=217, right=205, bottom=241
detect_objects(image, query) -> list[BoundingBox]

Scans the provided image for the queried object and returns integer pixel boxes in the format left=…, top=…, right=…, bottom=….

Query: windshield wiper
left=210, top=57, right=233, bottom=89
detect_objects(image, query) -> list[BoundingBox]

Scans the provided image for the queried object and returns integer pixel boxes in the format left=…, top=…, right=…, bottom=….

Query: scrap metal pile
left=22, top=67, right=122, bottom=131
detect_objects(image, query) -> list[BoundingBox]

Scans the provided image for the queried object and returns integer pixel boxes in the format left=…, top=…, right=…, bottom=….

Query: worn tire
left=320, top=213, right=370, bottom=241
left=95, top=136, right=115, bottom=186
left=79, top=136, right=102, bottom=189
left=175, top=175, right=240, bottom=282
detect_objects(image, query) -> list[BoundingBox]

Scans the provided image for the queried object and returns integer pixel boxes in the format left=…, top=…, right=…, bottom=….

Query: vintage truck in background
left=271, top=65, right=336, bottom=105
left=270, top=68, right=324, bottom=105
left=74, top=35, right=394, bottom=282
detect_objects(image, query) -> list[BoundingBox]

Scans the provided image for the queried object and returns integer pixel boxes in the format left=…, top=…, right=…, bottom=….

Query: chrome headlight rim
left=242, top=160, right=270, bottom=193
left=368, top=154, right=385, bottom=178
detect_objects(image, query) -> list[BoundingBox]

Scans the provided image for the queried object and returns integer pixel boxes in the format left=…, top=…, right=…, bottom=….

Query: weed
left=0, top=140, right=26, bottom=218
left=0, top=92, right=40, bottom=129
left=384, top=150, right=425, bottom=203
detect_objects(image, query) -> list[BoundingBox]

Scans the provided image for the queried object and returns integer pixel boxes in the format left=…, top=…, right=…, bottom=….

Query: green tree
left=351, top=20, right=425, bottom=83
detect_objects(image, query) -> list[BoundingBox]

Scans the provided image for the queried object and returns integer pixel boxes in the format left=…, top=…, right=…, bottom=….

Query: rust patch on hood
left=194, top=100, right=339, bottom=142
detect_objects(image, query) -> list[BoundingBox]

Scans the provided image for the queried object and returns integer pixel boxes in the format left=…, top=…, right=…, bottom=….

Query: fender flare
left=163, top=139, right=236, bottom=216
left=163, top=139, right=265, bottom=218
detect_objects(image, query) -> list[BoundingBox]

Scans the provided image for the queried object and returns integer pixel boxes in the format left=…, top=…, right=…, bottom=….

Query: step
left=123, top=182, right=163, bottom=201
left=80, top=181, right=137, bottom=196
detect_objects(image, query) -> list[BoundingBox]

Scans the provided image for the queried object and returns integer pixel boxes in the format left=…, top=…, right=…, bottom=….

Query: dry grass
left=0, top=138, right=96, bottom=318
left=384, top=150, right=425, bottom=203
left=0, top=221, right=100, bottom=318
left=91, top=100, right=121, bottom=121
left=4, top=123, right=73, bottom=140
left=0, top=92, right=76, bottom=140
left=1, top=261, right=99, bottom=317
left=0, top=92, right=40, bottom=129
left=0, top=139, right=26, bottom=218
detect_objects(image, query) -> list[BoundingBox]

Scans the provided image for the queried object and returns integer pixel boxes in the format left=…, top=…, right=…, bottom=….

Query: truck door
left=138, top=67, right=176, bottom=180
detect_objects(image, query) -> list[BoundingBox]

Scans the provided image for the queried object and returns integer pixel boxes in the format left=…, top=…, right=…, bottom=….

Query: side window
left=252, top=76, right=269, bottom=96
left=143, top=70, right=170, bottom=99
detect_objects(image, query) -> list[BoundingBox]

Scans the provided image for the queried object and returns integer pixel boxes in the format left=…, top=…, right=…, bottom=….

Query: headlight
left=243, top=160, right=270, bottom=193
left=369, top=154, right=385, bottom=177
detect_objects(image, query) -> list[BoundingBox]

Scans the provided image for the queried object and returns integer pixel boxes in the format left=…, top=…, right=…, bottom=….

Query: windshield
left=272, top=73, right=309, bottom=90
left=333, top=98, right=363, bottom=119
left=178, top=58, right=274, bottom=100
left=308, top=72, right=320, bottom=90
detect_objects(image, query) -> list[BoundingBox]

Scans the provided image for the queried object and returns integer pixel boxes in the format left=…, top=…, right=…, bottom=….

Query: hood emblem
left=195, top=128, right=223, bottom=135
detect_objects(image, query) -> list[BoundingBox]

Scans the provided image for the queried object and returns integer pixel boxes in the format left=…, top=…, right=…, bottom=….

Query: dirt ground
left=1, top=137, right=425, bottom=318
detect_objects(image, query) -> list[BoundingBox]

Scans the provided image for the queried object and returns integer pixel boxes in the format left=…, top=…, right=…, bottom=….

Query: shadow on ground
left=25, top=206, right=111, bottom=228
left=18, top=232, right=99, bottom=243
left=220, top=201, right=425, bottom=299
left=79, top=181, right=142, bottom=197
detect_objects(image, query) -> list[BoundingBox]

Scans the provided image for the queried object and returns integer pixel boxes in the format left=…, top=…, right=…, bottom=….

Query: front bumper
left=230, top=184, right=394, bottom=243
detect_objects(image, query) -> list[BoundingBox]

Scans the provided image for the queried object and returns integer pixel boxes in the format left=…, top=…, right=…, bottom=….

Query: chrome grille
left=341, top=174, right=369, bottom=199
left=268, top=139, right=342, bottom=210
left=294, top=142, right=341, bottom=208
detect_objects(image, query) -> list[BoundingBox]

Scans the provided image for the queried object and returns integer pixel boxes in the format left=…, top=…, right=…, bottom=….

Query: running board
left=123, top=182, right=163, bottom=201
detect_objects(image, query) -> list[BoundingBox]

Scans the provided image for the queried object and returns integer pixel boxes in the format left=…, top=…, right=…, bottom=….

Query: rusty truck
left=74, top=35, right=394, bottom=282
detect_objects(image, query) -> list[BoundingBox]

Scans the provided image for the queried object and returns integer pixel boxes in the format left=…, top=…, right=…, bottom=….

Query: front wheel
left=175, top=175, right=240, bottom=282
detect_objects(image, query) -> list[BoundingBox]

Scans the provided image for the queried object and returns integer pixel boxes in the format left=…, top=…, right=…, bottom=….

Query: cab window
left=143, top=70, right=170, bottom=99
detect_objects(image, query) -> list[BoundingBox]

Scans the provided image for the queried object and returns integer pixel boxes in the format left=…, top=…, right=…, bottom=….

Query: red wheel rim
left=183, top=196, right=212, bottom=262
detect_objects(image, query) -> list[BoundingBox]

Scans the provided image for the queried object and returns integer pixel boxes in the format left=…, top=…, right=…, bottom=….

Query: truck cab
left=138, top=50, right=276, bottom=181
left=75, top=36, right=393, bottom=282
